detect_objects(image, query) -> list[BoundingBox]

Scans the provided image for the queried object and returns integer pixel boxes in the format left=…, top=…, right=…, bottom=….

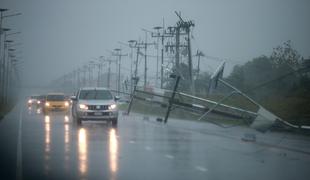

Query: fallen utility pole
left=164, top=74, right=181, bottom=123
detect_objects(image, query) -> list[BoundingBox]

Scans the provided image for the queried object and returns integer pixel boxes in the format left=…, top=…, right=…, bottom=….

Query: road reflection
left=64, top=116, right=70, bottom=170
left=109, top=128, right=118, bottom=179
left=44, top=115, right=51, bottom=174
left=78, top=128, right=88, bottom=176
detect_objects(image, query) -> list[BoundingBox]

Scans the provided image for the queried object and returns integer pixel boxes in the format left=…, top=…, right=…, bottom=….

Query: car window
left=79, top=90, right=113, bottom=100
left=47, top=95, right=65, bottom=101
left=31, top=96, right=39, bottom=99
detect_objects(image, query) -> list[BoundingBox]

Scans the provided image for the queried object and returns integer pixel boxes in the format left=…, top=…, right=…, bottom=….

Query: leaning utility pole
left=175, top=11, right=195, bottom=94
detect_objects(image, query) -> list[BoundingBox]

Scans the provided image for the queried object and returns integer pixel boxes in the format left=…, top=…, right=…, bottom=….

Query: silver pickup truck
left=71, top=87, right=119, bottom=125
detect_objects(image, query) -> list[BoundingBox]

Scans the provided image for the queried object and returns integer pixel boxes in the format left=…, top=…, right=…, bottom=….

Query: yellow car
left=43, top=93, right=70, bottom=114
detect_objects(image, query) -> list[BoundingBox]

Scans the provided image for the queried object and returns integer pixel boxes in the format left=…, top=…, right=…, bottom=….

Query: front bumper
left=77, top=110, right=118, bottom=120
left=44, top=106, right=70, bottom=112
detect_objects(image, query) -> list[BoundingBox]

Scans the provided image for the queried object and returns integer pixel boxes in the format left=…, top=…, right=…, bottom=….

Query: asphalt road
left=1, top=102, right=310, bottom=180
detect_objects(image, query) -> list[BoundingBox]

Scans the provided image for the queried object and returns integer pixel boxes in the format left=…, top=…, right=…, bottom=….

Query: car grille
left=52, top=105, right=63, bottom=108
left=87, top=105, right=109, bottom=110
left=87, top=112, right=110, bottom=116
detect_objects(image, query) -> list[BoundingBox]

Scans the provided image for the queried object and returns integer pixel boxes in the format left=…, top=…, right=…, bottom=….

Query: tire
left=111, top=118, right=118, bottom=126
left=76, top=117, right=82, bottom=125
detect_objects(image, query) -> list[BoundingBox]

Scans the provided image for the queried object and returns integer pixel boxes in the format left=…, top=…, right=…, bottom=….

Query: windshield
left=79, top=90, right=113, bottom=100
left=46, top=95, right=65, bottom=101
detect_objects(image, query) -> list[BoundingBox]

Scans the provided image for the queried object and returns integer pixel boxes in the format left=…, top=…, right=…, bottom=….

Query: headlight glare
left=79, top=104, right=88, bottom=110
left=45, top=102, right=50, bottom=107
left=65, top=101, right=69, bottom=106
left=108, top=104, right=117, bottom=110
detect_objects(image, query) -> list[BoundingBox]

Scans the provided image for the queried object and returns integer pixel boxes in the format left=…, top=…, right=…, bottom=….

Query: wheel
left=76, top=117, right=82, bottom=125
left=111, top=118, right=118, bottom=126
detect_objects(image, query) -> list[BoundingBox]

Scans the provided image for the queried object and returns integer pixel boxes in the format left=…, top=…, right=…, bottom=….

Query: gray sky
left=2, top=0, right=310, bottom=86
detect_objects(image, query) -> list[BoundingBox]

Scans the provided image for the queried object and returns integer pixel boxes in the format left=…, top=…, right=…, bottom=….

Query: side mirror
left=71, top=96, right=77, bottom=101
left=114, top=96, right=120, bottom=101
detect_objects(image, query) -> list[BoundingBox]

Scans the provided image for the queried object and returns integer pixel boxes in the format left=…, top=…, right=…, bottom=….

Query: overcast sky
left=1, top=0, right=310, bottom=86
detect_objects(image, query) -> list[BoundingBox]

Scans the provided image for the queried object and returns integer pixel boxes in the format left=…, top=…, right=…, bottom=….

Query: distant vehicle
left=36, top=95, right=46, bottom=108
left=43, top=93, right=70, bottom=114
left=27, top=95, right=40, bottom=106
left=71, top=87, right=119, bottom=125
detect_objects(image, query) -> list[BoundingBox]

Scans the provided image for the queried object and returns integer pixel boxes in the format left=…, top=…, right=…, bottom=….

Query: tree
left=271, top=40, right=301, bottom=69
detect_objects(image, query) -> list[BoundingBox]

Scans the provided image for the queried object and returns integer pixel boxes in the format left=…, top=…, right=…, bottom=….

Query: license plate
left=94, top=112, right=102, bottom=116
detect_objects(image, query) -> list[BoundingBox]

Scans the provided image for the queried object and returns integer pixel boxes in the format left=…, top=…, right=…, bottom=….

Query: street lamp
left=0, top=29, right=11, bottom=103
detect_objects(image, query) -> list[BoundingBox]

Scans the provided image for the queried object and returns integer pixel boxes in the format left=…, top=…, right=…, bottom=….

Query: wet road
left=1, top=102, right=310, bottom=180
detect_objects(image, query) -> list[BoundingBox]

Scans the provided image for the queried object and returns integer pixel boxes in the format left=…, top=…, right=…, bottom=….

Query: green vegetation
left=225, top=41, right=310, bottom=125
left=0, top=104, right=14, bottom=120
left=162, top=41, right=310, bottom=126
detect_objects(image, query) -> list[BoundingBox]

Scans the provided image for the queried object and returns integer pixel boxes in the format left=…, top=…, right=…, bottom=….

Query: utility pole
left=152, top=22, right=173, bottom=89
left=97, top=56, right=105, bottom=87
left=113, top=48, right=127, bottom=94
left=175, top=11, right=195, bottom=94
left=106, top=59, right=112, bottom=89
left=195, top=50, right=204, bottom=79
left=136, top=32, right=156, bottom=89
left=82, top=65, right=87, bottom=87
left=88, top=61, right=95, bottom=87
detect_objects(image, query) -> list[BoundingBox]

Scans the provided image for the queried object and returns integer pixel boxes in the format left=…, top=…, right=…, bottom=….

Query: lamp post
left=0, top=9, right=9, bottom=62
left=0, top=28, right=10, bottom=103
left=5, top=48, right=15, bottom=104
left=2, top=31, right=21, bottom=104
left=0, top=9, right=21, bottom=64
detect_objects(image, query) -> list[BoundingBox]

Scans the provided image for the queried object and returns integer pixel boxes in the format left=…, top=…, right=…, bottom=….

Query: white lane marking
left=16, top=105, right=23, bottom=180
left=145, top=146, right=152, bottom=151
left=195, top=166, right=208, bottom=172
left=129, top=140, right=136, bottom=144
left=165, top=154, right=175, bottom=159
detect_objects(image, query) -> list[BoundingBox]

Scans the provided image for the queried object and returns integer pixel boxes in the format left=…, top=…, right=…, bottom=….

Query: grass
left=118, top=100, right=250, bottom=126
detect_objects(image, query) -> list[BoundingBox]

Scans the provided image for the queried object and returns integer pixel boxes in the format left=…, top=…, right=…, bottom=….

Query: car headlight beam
left=79, top=104, right=88, bottom=110
left=45, top=102, right=50, bottom=107
left=108, top=104, right=117, bottom=110
left=65, top=101, right=69, bottom=107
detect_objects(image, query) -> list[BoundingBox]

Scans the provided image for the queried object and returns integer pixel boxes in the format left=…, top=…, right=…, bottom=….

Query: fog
left=1, top=0, right=310, bottom=87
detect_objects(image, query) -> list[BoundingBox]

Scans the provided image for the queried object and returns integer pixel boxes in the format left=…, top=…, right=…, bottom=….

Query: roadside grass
left=0, top=104, right=14, bottom=120
left=118, top=100, right=250, bottom=126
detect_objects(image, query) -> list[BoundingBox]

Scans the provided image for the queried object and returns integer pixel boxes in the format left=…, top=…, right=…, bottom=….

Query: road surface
left=0, top=102, right=310, bottom=180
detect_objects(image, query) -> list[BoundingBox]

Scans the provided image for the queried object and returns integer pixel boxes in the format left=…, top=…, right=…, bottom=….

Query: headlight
left=79, top=104, right=88, bottom=110
left=65, top=101, right=69, bottom=107
left=37, top=100, right=41, bottom=104
left=108, top=104, right=117, bottom=110
left=45, top=102, right=50, bottom=107
left=28, top=100, right=32, bottom=103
